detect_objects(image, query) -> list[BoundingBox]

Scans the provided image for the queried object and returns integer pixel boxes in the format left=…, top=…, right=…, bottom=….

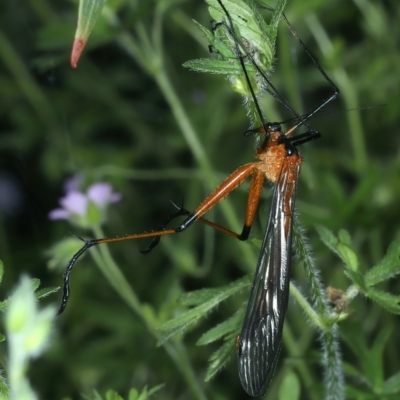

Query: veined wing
left=237, top=153, right=302, bottom=397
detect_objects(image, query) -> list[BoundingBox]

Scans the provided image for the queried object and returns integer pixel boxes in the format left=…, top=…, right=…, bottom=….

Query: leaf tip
left=70, top=37, right=86, bottom=68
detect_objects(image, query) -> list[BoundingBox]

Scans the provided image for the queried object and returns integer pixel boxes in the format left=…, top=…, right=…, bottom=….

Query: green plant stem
left=283, top=323, right=319, bottom=400
left=321, top=326, right=344, bottom=400
left=305, top=13, right=367, bottom=175
left=279, top=28, right=303, bottom=114
left=0, top=32, right=59, bottom=137
left=91, top=225, right=208, bottom=400
left=293, top=220, right=344, bottom=400
left=290, top=282, right=324, bottom=329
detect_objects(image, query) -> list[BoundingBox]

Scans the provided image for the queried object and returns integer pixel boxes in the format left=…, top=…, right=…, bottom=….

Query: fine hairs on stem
left=292, top=217, right=344, bottom=400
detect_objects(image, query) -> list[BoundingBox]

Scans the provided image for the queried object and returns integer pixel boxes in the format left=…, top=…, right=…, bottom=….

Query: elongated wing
left=237, top=155, right=302, bottom=397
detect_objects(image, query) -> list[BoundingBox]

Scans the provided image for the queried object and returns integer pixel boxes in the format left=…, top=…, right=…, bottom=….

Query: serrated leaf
left=0, top=277, right=48, bottom=312
left=157, top=320, right=194, bottom=346
left=35, top=286, right=59, bottom=300
left=158, top=276, right=250, bottom=344
left=315, top=224, right=339, bottom=253
left=178, top=286, right=221, bottom=306
left=383, top=371, right=400, bottom=394
left=185, top=0, right=287, bottom=103
left=178, top=275, right=250, bottom=306
left=278, top=370, right=300, bottom=400
left=206, top=0, right=287, bottom=69
left=365, top=239, right=400, bottom=286
left=204, top=339, right=234, bottom=381
left=197, top=307, right=244, bottom=346
left=366, top=288, right=400, bottom=314
left=183, top=58, right=255, bottom=75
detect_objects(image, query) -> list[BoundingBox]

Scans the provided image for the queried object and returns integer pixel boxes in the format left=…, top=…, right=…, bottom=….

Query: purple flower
left=87, top=183, right=122, bottom=207
left=49, top=181, right=122, bottom=227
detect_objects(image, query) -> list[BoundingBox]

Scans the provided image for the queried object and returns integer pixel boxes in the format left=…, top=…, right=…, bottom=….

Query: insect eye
left=268, top=122, right=282, bottom=132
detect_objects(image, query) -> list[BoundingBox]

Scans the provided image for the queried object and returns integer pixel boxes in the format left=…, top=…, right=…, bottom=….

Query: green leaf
left=344, top=269, right=366, bottom=291
left=71, top=0, right=107, bottom=68
left=35, top=286, right=59, bottom=300
left=204, top=339, right=234, bottom=381
left=31, top=278, right=41, bottom=291
left=317, top=225, right=359, bottom=271
left=365, top=288, right=400, bottom=314
left=0, top=300, right=7, bottom=312
left=0, top=371, right=9, bottom=399
left=157, top=320, right=195, bottom=346
left=178, top=275, right=250, bottom=306
left=82, top=390, right=103, bottom=400
left=158, top=276, right=250, bottom=344
left=339, top=321, right=368, bottom=361
left=0, top=333, right=5, bottom=342
left=315, top=224, right=339, bottom=253
left=191, top=19, right=214, bottom=44
left=183, top=58, right=256, bottom=75
left=136, top=387, right=148, bottom=400
left=338, top=229, right=352, bottom=246
left=365, top=239, right=400, bottom=286
left=383, top=371, right=400, bottom=394
left=185, top=0, right=288, bottom=106
left=364, top=326, right=392, bottom=390
left=127, top=385, right=164, bottom=400
left=128, top=388, right=139, bottom=400
left=278, top=370, right=301, bottom=400
left=337, top=242, right=358, bottom=271
left=206, top=0, right=288, bottom=69
left=105, top=389, right=124, bottom=400
left=145, top=384, right=164, bottom=398
left=197, top=307, right=244, bottom=346
left=249, top=237, right=263, bottom=249
left=46, top=237, right=84, bottom=271
left=345, top=385, right=378, bottom=399
left=0, top=277, right=46, bottom=312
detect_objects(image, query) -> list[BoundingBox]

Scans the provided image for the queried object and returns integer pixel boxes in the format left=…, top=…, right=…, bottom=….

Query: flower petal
left=110, top=192, right=122, bottom=203
left=48, top=209, right=70, bottom=220
left=87, top=182, right=113, bottom=207
left=60, top=191, right=88, bottom=216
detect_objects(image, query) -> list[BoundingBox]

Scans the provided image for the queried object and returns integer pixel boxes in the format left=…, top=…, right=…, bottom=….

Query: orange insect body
left=256, top=131, right=289, bottom=184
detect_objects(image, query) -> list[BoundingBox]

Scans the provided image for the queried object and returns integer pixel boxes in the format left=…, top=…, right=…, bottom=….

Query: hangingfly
left=236, top=125, right=303, bottom=397
left=55, top=0, right=339, bottom=397
left=208, top=1, right=338, bottom=394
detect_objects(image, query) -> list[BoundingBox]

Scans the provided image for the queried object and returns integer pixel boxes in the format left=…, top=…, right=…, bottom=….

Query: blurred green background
left=1, top=0, right=399, bottom=399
